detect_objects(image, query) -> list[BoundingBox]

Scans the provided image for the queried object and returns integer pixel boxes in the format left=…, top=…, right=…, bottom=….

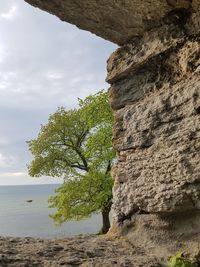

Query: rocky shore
left=0, top=235, right=163, bottom=267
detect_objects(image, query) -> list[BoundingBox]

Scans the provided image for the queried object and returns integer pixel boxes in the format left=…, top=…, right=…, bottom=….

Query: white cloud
left=0, top=72, right=16, bottom=91
left=0, top=171, right=62, bottom=185
left=0, top=44, right=7, bottom=63
left=0, top=137, right=10, bottom=146
left=45, top=71, right=63, bottom=80
left=1, top=6, right=17, bottom=20
left=0, top=153, right=7, bottom=166
left=0, top=153, right=13, bottom=167
left=7, top=172, right=26, bottom=177
left=0, top=0, right=116, bottom=185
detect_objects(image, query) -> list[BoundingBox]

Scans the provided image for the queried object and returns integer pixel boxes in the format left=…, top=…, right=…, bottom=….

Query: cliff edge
left=25, top=0, right=199, bottom=45
left=23, top=0, right=200, bottom=263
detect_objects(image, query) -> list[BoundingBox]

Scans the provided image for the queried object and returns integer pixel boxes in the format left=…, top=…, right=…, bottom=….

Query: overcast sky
left=0, top=0, right=116, bottom=185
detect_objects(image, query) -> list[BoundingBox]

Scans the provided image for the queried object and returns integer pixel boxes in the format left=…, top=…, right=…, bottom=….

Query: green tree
left=27, top=90, right=115, bottom=234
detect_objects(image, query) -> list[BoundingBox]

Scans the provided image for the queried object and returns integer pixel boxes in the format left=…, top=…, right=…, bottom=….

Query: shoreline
left=0, top=235, right=162, bottom=266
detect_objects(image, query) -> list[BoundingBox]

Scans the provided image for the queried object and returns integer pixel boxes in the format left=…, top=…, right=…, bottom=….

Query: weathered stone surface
left=112, top=75, right=200, bottom=215
left=108, top=21, right=200, bottom=224
left=24, top=0, right=200, bottom=45
left=113, top=212, right=200, bottom=263
left=0, top=235, right=162, bottom=266
left=106, top=24, right=185, bottom=84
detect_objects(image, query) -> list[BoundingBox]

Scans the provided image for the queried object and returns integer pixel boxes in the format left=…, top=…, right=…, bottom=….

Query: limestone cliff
left=25, top=0, right=198, bottom=45
left=108, top=16, right=200, bottom=217
left=106, top=10, right=200, bottom=256
left=24, top=0, right=200, bottom=261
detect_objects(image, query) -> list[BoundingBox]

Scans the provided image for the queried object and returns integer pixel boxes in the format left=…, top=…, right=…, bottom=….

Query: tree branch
left=105, top=160, right=111, bottom=175
left=74, top=147, right=89, bottom=172
left=70, top=164, right=87, bottom=171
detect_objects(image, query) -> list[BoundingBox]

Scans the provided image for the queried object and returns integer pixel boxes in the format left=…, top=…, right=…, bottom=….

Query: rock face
left=24, top=0, right=200, bottom=259
left=107, top=10, right=200, bottom=219
left=24, top=0, right=199, bottom=45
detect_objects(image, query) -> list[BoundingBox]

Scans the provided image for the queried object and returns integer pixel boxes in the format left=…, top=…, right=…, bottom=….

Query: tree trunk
left=101, top=208, right=110, bottom=234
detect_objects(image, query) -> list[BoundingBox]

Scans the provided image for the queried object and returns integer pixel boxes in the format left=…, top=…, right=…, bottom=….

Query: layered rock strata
left=25, top=0, right=199, bottom=45
left=107, top=9, right=200, bottom=253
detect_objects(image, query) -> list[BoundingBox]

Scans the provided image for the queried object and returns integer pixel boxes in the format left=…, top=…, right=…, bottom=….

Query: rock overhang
left=24, top=0, right=200, bottom=217
left=23, top=0, right=200, bottom=257
left=24, top=0, right=200, bottom=45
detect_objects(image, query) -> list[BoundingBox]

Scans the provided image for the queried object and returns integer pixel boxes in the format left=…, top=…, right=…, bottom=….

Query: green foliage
left=78, top=90, right=113, bottom=127
left=49, top=170, right=113, bottom=223
left=167, top=252, right=197, bottom=267
left=27, top=90, right=115, bottom=226
left=27, top=108, right=87, bottom=178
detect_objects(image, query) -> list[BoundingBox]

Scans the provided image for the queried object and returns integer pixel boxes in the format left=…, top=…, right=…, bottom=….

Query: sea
left=0, top=184, right=101, bottom=238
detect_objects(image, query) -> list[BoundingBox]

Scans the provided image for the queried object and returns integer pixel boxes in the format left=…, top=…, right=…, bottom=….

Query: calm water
left=0, top=184, right=101, bottom=238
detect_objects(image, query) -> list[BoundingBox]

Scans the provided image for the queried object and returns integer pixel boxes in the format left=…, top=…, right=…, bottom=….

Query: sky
left=0, top=0, right=116, bottom=185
